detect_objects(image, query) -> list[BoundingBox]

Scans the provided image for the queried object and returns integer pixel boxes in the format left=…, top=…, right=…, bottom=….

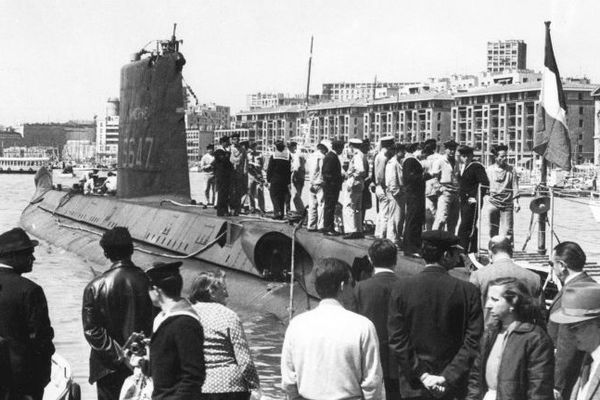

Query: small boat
left=43, top=354, right=80, bottom=400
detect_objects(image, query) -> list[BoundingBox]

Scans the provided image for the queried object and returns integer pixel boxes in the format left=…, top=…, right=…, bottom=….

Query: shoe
left=323, top=230, right=340, bottom=237
left=343, top=232, right=364, bottom=240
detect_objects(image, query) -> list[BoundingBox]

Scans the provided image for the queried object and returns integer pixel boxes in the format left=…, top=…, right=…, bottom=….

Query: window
left=579, top=120, right=584, bottom=128
left=579, top=107, right=584, bottom=115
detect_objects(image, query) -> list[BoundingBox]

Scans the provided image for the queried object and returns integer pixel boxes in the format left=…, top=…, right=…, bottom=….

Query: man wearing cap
left=384, top=143, right=406, bottom=247
left=0, top=228, right=54, bottom=400
left=306, top=142, right=328, bottom=232
left=247, top=142, right=265, bottom=214
left=289, top=142, right=306, bottom=214
left=485, top=144, right=520, bottom=242
left=146, top=261, right=205, bottom=399
left=422, top=139, right=441, bottom=231
left=267, top=140, right=291, bottom=220
left=82, top=227, right=154, bottom=400
left=457, top=145, right=489, bottom=253
left=200, top=144, right=216, bottom=207
left=374, top=136, right=395, bottom=239
left=229, top=133, right=247, bottom=216
left=402, top=143, right=432, bottom=256
left=431, top=139, right=460, bottom=233
left=548, top=241, right=597, bottom=400
left=550, top=281, right=600, bottom=400
left=389, top=230, right=483, bottom=399
left=321, top=140, right=345, bottom=235
left=343, top=138, right=368, bottom=239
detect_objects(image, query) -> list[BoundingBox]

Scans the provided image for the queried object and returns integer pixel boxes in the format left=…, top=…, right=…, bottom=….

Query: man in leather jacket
left=82, top=227, right=154, bottom=400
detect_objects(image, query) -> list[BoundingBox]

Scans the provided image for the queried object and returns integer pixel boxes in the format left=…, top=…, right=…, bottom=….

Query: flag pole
left=538, top=157, right=547, bottom=255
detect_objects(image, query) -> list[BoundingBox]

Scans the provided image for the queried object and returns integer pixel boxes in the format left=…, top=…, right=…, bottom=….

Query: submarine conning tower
left=117, top=36, right=190, bottom=203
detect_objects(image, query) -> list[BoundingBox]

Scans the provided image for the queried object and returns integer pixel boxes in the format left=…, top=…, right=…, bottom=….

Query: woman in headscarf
left=189, top=271, right=260, bottom=400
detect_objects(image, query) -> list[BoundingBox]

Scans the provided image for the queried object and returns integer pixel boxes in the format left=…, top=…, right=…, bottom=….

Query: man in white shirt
left=199, top=144, right=215, bottom=206
left=343, top=138, right=369, bottom=239
left=373, top=136, right=395, bottom=239
left=281, top=258, right=385, bottom=400
left=550, top=281, right=600, bottom=400
left=431, top=140, right=460, bottom=233
left=384, top=143, right=406, bottom=247
left=289, top=142, right=306, bottom=213
left=306, top=142, right=327, bottom=232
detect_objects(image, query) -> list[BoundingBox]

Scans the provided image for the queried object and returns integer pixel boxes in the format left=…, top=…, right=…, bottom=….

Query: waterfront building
left=21, top=121, right=93, bottom=158
left=62, top=140, right=96, bottom=163
left=246, top=93, right=320, bottom=110
left=451, top=81, right=596, bottom=166
left=236, top=106, right=300, bottom=150
left=0, top=129, right=23, bottom=151
left=96, top=98, right=120, bottom=165
left=321, top=82, right=419, bottom=102
left=2, top=146, right=53, bottom=158
left=591, top=87, right=600, bottom=166
left=487, top=40, right=527, bottom=73
left=186, top=103, right=230, bottom=161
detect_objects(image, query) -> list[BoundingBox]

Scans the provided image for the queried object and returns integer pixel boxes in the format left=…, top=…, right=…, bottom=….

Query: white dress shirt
left=578, top=345, right=600, bottom=400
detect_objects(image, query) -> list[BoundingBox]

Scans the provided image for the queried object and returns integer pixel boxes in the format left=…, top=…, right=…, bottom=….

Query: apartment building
left=246, top=93, right=320, bottom=110
left=487, top=40, right=527, bottom=73
left=321, top=82, right=418, bottom=102
left=236, top=106, right=300, bottom=150
left=186, top=103, right=230, bottom=161
left=96, top=98, right=120, bottom=165
left=451, top=82, right=596, bottom=166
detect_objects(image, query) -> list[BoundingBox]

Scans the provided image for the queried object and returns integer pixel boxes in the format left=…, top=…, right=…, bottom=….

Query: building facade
left=96, top=98, right=120, bottom=165
left=186, top=103, right=230, bottom=161
left=321, top=82, right=419, bottom=102
left=451, top=82, right=596, bottom=166
left=487, top=40, right=527, bottom=73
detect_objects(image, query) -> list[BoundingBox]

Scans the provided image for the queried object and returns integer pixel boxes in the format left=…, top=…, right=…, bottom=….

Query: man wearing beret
left=388, top=230, right=483, bottom=399
left=457, top=145, right=489, bottom=252
left=82, top=227, right=154, bottom=400
left=146, top=261, right=205, bottom=399
left=0, top=227, right=55, bottom=400
left=550, top=280, right=600, bottom=400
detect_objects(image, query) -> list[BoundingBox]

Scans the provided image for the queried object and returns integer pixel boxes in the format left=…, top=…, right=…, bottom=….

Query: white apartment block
left=96, top=98, right=120, bottom=165
left=487, top=40, right=527, bottom=73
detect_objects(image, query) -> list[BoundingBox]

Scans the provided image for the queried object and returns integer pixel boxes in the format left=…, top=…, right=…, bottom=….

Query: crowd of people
left=3, top=221, right=600, bottom=400
left=200, top=134, right=520, bottom=255
left=282, top=234, right=600, bottom=400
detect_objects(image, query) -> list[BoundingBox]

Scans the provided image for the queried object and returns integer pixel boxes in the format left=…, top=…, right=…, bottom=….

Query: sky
left=1, top=0, right=598, bottom=127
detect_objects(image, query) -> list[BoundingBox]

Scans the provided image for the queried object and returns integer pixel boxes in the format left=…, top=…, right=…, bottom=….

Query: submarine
left=20, top=32, right=428, bottom=321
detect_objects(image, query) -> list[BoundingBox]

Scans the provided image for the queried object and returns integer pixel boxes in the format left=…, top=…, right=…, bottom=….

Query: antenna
left=303, top=36, right=314, bottom=145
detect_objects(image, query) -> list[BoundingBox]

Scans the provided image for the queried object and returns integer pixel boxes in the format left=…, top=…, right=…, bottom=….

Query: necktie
left=581, top=357, right=592, bottom=387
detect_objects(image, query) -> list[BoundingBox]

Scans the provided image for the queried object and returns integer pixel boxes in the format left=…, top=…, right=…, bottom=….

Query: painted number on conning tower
left=121, top=137, right=155, bottom=168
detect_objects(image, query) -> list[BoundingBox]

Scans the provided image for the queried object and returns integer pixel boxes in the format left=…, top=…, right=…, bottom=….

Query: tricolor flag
left=533, top=21, right=571, bottom=170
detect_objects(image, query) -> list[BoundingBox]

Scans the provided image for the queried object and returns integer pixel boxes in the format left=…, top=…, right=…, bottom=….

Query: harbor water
left=2, top=171, right=600, bottom=399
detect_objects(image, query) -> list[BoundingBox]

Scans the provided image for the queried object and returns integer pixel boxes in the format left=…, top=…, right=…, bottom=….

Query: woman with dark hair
left=466, top=277, right=554, bottom=400
left=188, top=271, right=260, bottom=400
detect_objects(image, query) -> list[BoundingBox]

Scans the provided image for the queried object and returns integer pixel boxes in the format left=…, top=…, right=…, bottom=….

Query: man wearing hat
left=402, top=142, right=432, bottom=256
left=457, top=145, right=489, bottom=252
left=431, top=139, right=460, bottom=233
left=321, top=140, right=345, bottom=235
left=422, top=139, right=441, bottom=231
left=374, top=136, right=395, bottom=239
left=229, top=132, right=247, bottom=216
left=199, top=144, right=216, bottom=207
left=82, top=227, right=154, bottom=400
left=485, top=144, right=521, bottom=242
left=0, top=228, right=55, bottom=400
left=267, top=140, right=291, bottom=220
left=343, top=138, right=368, bottom=239
left=548, top=241, right=597, bottom=400
left=550, top=280, right=600, bottom=400
left=306, top=141, right=328, bottom=231
left=247, top=142, right=265, bottom=214
left=146, top=261, right=205, bottom=399
left=388, top=230, right=483, bottom=399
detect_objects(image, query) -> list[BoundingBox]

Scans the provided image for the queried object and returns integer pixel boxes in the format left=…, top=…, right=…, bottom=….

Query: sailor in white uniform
left=343, top=138, right=368, bottom=239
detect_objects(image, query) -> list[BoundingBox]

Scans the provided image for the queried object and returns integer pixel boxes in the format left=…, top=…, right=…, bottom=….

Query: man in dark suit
left=351, top=239, right=401, bottom=400
left=0, top=227, right=55, bottom=400
left=402, top=143, right=431, bottom=256
left=321, top=140, right=344, bottom=235
left=388, top=230, right=483, bottom=399
left=548, top=241, right=598, bottom=400
left=82, top=227, right=154, bottom=400
left=457, top=145, right=489, bottom=253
